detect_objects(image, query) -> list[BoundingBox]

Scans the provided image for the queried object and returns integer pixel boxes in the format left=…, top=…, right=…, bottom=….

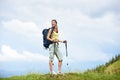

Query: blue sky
left=0, top=0, right=120, bottom=77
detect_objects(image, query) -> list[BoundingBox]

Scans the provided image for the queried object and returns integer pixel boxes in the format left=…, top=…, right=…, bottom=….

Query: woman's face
left=51, top=21, right=57, bottom=27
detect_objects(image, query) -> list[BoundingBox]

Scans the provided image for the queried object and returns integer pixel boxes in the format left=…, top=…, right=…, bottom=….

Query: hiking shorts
left=49, top=43, right=63, bottom=62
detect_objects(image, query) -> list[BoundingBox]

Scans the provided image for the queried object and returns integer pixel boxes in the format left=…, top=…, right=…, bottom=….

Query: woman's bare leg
left=58, top=61, right=62, bottom=73
left=49, top=61, right=53, bottom=73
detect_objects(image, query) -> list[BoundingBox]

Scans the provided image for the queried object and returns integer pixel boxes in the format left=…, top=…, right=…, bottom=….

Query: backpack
left=42, top=27, right=54, bottom=49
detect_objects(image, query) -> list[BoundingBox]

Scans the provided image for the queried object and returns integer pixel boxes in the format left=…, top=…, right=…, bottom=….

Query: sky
left=0, top=0, right=120, bottom=77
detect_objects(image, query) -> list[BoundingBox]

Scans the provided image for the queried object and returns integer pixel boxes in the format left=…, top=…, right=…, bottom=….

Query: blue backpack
left=42, top=27, right=54, bottom=49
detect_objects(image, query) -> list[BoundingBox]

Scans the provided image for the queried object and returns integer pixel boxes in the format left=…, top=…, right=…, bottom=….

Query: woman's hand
left=50, top=38, right=55, bottom=42
left=51, top=39, right=59, bottom=43
left=63, top=40, right=67, bottom=43
left=53, top=39, right=59, bottom=43
left=53, top=39, right=67, bottom=43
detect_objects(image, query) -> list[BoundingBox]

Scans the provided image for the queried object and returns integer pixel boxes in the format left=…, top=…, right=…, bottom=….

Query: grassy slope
left=0, top=73, right=120, bottom=80
left=105, top=59, right=120, bottom=74
left=90, top=54, right=120, bottom=75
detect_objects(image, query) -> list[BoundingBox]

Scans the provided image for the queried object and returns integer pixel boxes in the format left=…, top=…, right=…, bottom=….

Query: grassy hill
left=105, top=59, right=120, bottom=74
left=88, top=54, right=120, bottom=75
left=0, top=54, right=120, bottom=80
left=0, top=73, right=120, bottom=80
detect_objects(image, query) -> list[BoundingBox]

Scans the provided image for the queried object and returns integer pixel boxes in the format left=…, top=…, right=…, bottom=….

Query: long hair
left=51, top=19, right=58, bottom=33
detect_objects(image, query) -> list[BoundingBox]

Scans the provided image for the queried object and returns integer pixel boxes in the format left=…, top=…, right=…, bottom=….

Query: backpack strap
left=49, top=27, right=54, bottom=38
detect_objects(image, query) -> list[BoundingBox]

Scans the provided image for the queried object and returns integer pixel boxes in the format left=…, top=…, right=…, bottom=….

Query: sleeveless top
left=51, top=31, right=59, bottom=40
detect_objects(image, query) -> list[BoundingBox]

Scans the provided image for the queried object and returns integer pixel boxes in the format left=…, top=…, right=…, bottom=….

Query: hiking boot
left=50, top=71, right=57, bottom=75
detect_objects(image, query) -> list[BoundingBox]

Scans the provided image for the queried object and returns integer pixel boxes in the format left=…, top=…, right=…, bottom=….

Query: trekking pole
left=65, top=42, right=68, bottom=57
left=65, top=42, right=70, bottom=73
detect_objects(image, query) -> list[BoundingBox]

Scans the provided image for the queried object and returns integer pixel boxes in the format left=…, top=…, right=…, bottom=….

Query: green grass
left=0, top=72, right=120, bottom=80
left=105, top=59, right=120, bottom=74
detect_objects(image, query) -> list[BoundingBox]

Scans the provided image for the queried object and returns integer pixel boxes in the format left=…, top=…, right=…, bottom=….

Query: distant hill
left=88, top=54, right=120, bottom=74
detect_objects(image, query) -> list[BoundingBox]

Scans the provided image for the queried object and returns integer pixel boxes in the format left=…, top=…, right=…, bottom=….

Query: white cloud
left=67, top=44, right=114, bottom=62
left=2, top=19, right=41, bottom=39
left=0, top=44, right=113, bottom=63
left=58, top=12, right=120, bottom=62
left=0, top=0, right=120, bottom=63
left=58, top=12, right=120, bottom=45
left=0, top=44, right=48, bottom=62
left=1, top=0, right=119, bottom=21
left=1, top=7, right=119, bottom=63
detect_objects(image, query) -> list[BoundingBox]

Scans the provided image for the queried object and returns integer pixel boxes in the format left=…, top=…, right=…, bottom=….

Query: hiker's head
left=51, top=19, right=58, bottom=33
left=51, top=19, right=57, bottom=28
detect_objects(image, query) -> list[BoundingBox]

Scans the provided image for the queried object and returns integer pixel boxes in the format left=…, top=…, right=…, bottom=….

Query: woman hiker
left=47, top=19, right=67, bottom=75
